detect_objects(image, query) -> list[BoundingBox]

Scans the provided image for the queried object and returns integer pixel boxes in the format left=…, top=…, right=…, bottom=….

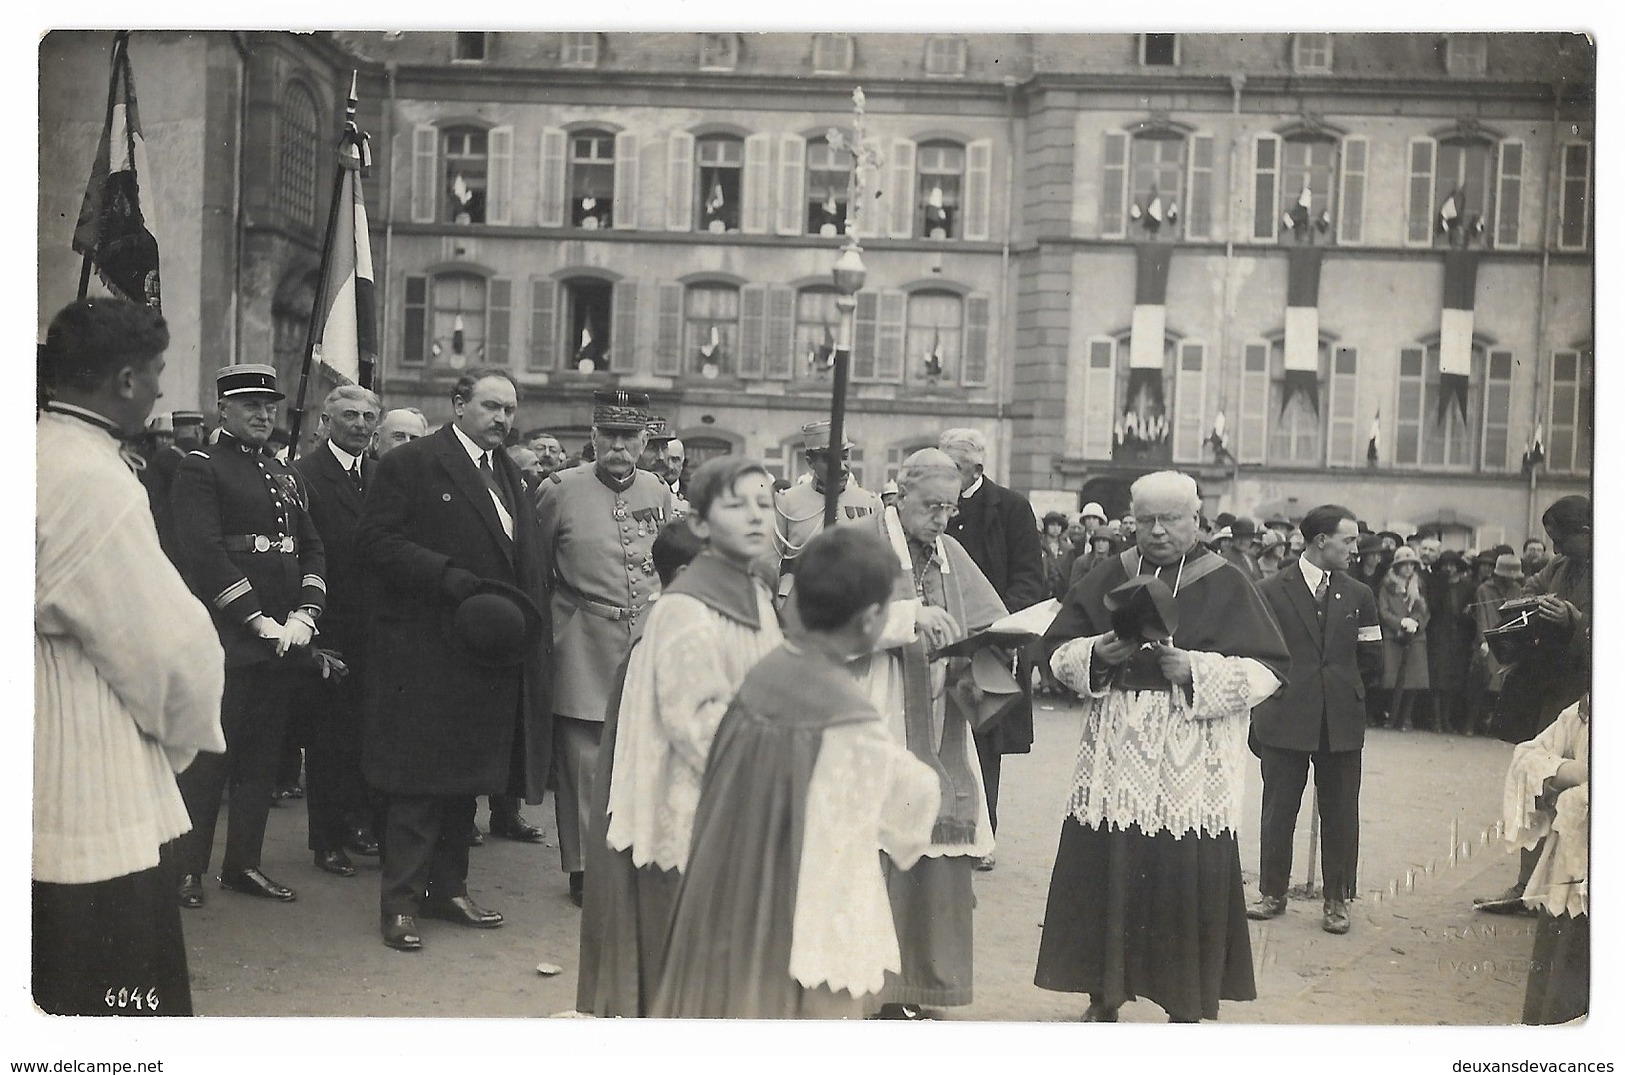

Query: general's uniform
left=169, top=420, right=326, bottom=890
left=536, top=458, right=672, bottom=878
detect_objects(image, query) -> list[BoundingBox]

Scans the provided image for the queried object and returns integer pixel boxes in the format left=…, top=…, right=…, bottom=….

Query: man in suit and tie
left=293, top=385, right=385, bottom=878
left=1247, top=503, right=1383, bottom=935
left=357, top=368, right=553, bottom=950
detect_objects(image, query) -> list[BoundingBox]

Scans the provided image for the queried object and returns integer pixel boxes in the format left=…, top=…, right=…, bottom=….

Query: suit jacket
left=1251, top=565, right=1381, bottom=754
left=294, top=443, right=369, bottom=657
left=356, top=424, right=553, bottom=799
left=944, top=476, right=1046, bottom=755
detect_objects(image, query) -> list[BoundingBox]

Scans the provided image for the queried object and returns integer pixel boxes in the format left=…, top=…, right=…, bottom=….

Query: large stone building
left=40, top=31, right=1592, bottom=545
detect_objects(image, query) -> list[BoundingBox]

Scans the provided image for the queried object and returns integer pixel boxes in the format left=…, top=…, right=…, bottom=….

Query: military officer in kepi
left=535, top=389, right=674, bottom=906
left=168, top=364, right=327, bottom=908
left=770, top=419, right=881, bottom=605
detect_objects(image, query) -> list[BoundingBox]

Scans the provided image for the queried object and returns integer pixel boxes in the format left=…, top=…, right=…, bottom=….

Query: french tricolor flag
left=1282, top=247, right=1323, bottom=415
left=1128, top=244, right=1172, bottom=413
left=1438, top=250, right=1478, bottom=423
left=312, top=97, right=377, bottom=389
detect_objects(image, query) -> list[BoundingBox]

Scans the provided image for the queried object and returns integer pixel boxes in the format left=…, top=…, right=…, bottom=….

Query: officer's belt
left=555, top=578, right=638, bottom=622
left=223, top=534, right=297, bottom=554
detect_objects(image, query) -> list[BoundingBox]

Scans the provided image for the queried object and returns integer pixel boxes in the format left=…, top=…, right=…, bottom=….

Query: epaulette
left=186, top=449, right=211, bottom=459
left=549, top=470, right=564, bottom=484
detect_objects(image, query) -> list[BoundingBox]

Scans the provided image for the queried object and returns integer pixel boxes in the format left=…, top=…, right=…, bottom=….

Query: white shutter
left=1251, top=133, right=1282, bottom=242
left=1238, top=342, right=1270, bottom=463
left=1495, top=139, right=1523, bottom=249
left=411, top=124, right=439, bottom=223
left=964, top=138, right=993, bottom=240
left=1184, top=133, right=1214, bottom=240
left=612, top=279, right=640, bottom=370
left=776, top=134, right=806, bottom=236
left=875, top=290, right=906, bottom=383
left=1100, top=130, right=1129, bottom=238
left=487, top=125, right=514, bottom=225
left=889, top=138, right=916, bottom=238
left=637, top=137, right=666, bottom=231
left=613, top=131, right=640, bottom=231
left=1171, top=341, right=1208, bottom=462
left=653, top=283, right=684, bottom=374
left=527, top=278, right=557, bottom=371
left=1336, top=136, right=1368, bottom=245
left=742, top=132, right=775, bottom=235
left=1404, top=137, right=1437, bottom=247
left=666, top=131, right=695, bottom=232
left=538, top=127, right=566, bottom=228
left=1082, top=339, right=1117, bottom=458
left=738, top=285, right=767, bottom=378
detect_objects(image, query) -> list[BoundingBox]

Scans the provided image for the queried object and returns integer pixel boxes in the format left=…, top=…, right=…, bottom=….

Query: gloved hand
left=1400, top=616, right=1419, bottom=634
left=276, top=615, right=315, bottom=657
left=441, top=566, right=482, bottom=605
left=249, top=614, right=281, bottom=642
left=312, top=648, right=349, bottom=681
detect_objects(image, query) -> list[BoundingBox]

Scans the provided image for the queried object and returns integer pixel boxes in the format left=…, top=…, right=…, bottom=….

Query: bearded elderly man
left=847, top=448, right=1006, bottom=1018
left=536, top=390, right=673, bottom=906
left=1036, top=470, right=1288, bottom=1023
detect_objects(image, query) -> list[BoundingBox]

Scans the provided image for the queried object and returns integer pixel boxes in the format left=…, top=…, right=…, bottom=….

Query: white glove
left=276, top=615, right=315, bottom=656
left=250, top=615, right=282, bottom=641
left=1400, top=617, right=1419, bottom=634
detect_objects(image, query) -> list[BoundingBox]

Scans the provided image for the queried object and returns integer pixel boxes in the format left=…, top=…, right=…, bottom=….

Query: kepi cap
left=592, top=389, right=653, bottom=433
left=801, top=419, right=853, bottom=453
left=216, top=363, right=284, bottom=400
left=146, top=412, right=174, bottom=433
left=644, top=416, right=674, bottom=444
left=172, top=410, right=205, bottom=426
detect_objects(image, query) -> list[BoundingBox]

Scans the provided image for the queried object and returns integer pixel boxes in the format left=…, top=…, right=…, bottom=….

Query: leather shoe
left=1081, top=1000, right=1120, bottom=1022
left=569, top=871, right=585, bottom=907
left=1322, top=899, right=1351, bottom=935
left=314, top=849, right=357, bottom=877
left=381, top=914, right=422, bottom=951
left=467, top=825, right=485, bottom=848
left=178, top=874, right=205, bottom=909
left=219, top=867, right=297, bottom=901
left=975, top=854, right=996, bottom=872
left=420, top=894, right=504, bottom=928
left=1246, top=894, right=1287, bottom=920
left=490, top=812, right=546, bottom=842
left=345, top=828, right=381, bottom=857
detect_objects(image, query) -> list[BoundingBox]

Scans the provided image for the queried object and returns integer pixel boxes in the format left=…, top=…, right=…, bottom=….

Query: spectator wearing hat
left=1377, top=546, right=1431, bottom=731
left=1256, top=528, right=1287, bottom=578
left=34, top=298, right=226, bottom=1015
left=1349, top=531, right=1387, bottom=594
left=522, top=428, right=565, bottom=483
left=771, top=419, right=881, bottom=605
left=357, top=367, right=553, bottom=950
left=1468, top=553, right=1525, bottom=736
left=1037, top=511, right=1074, bottom=696
left=1425, top=550, right=1478, bottom=734
left=168, top=363, right=328, bottom=909
left=141, top=409, right=207, bottom=563
left=1057, top=503, right=1106, bottom=594
left=536, top=389, right=674, bottom=907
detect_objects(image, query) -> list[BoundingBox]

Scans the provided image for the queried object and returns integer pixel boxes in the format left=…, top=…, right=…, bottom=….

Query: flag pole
left=78, top=31, right=130, bottom=301
left=288, top=71, right=362, bottom=458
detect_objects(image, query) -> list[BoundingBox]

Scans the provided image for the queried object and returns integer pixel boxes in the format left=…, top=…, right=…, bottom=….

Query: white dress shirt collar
left=961, top=474, right=984, bottom=500
left=450, top=422, right=489, bottom=466
left=326, top=440, right=361, bottom=472
left=1298, top=555, right=1327, bottom=594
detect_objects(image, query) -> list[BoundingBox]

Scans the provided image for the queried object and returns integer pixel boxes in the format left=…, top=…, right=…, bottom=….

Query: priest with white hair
left=1036, top=469, right=1289, bottom=1023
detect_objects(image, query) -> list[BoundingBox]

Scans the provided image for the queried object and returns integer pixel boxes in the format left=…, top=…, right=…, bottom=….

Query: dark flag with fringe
left=1438, top=250, right=1478, bottom=424
left=1282, top=247, right=1323, bottom=416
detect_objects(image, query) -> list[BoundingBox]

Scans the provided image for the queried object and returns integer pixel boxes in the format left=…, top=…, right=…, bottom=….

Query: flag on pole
left=1439, top=188, right=1460, bottom=233
left=924, top=328, right=944, bottom=378
left=310, top=111, right=377, bottom=387
left=1367, top=410, right=1381, bottom=466
left=73, top=31, right=161, bottom=310
left=1522, top=422, right=1546, bottom=474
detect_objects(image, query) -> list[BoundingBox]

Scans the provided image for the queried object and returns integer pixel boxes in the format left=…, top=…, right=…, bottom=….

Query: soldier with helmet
left=770, top=419, right=881, bottom=605
left=167, top=364, right=327, bottom=909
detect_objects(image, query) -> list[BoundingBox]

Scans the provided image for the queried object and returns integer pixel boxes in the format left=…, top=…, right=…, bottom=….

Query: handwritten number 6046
left=103, top=986, right=160, bottom=1010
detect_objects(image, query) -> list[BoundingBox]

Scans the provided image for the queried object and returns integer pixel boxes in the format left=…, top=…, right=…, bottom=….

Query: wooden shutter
left=1405, top=138, right=1437, bottom=247
left=1100, top=131, right=1128, bottom=238
left=1171, top=341, right=1207, bottom=461
left=527, top=278, right=556, bottom=371
left=766, top=286, right=795, bottom=379
left=961, top=294, right=990, bottom=386
left=964, top=139, right=993, bottom=240
left=613, top=131, right=640, bottom=231
left=1328, top=346, right=1359, bottom=466
left=738, top=285, right=767, bottom=378
left=486, top=277, right=512, bottom=364
left=612, top=279, right=640, bottom=371
left=1185, top=133, right=1214, bottom=240
left=411, top=124, right=438, bottom=223
left=538, top=127, right=567, bottom=228
left=889, top=139, right=916, bottom=238
left=875, top=290, right=906, bottom=382
left=487, top=126, right=514, bottom=225
left=852, top=291, right=879, bottom=380
left=653, top=283, right=684, bottom=374
left=1251, top=134, right=1281, bottom=242
left=742, top=132, right=775, bottom=235
left=1494, top=140, right=1523, bottom=249
left=1082, top=339, right=1116, bottom=458
left=666, top=132, right=695, bottom=232
left=637, top=137, right=667, bottom=231
left=403, top=275, right=428, bottom=365
left=777, top=135, right=806, bottom=236
left=1337, top=136, right=1368, bottom=245
left=1237, top=342, right=1270, bottom=463
left=1481, top=349, right=1513, bottom=470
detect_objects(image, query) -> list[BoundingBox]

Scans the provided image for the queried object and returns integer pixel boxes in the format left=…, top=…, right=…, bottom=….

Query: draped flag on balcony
left=1439, top=250, right=1478, bottom=423
left=1127, top=243, right=1172, bottom=419
left=1282, top=247, right=1323, bottom=416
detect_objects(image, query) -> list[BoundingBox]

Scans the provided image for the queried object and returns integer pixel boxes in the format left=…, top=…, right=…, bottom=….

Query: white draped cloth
left=1502, top=699, right=1589, bottom=918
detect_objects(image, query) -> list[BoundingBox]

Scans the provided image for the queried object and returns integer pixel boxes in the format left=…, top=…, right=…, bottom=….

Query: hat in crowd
left=1043, top=510, right=1070, bottom=529
left=1436, top=549, right=1466, bottom=570
left=1377, top=530, right=1404, bottom=547
left=1104, top=576, right=1179, bottom=645
left=592, top=389, right=654, bottom=433
left=1215, top=511, right=1236, bottom=529
left=1264, top=514, right=1293, bottom=531
left=1489, top=543, right=1516, bottom=559
left=1080, top=501, right=1107, bottom=523
left=1231, top=517, right=1259, bottom=540
left=645, top=416, right=674, bottom=444
left=1390, top=545, right=1421, bottom=566
left=800, top=419, right=854, bottom=453
left=1259, top=529, right=1286, bottom=553
left=446, top=578, right=544, bottom=668
left=216, top=363, right=284, bottom=400
left=146, top=412, right=174, bottom=434
left=1209, top=526, right=1233, bottom=542
left=1493, top=553, right=1524, bottom=579
left=1357, top=533, right=1384, bottom=555
left=1473, top=548, right=1498, bottom=566
left=172, top=409, right=205, bottom=427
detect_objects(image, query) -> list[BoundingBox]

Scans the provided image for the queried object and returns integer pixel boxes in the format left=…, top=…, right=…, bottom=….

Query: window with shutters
left=917, top=141, right=964, bottom=239
left=806, top=138, right=849, bottom=236
left=696, top=136, right=743, bottom=233
left=1292, top=33, right=1333, bottom=72
left=560, top=32, right=598, bottom=67
left=1269, top=136, right=1336, bottom=244
left=570, top=131, right=615, bottom=229
left=1393, top=344, right=1503, bottom=470
left=1547, top=349, right=1593, bottom=474
left=405, top=271, right=487, bottom=369
left=1140, top=34, right=1178, bottom=66
left=851, top=290, right=906, bottom=384
left=794, top=288, right=841, bottom=382
left=558, top=278, right=613, bottom=372
left=813, top=33, right=854, bottom=74
left=700, top=33, right=738, bottom=71
left=924, top=36, right=967, bottom=77
left=905, top=291, right=962, bottom=388
left=1558, top=143, right=1591, bottom=251
left=453, top=33, right=489, bottom=63
left=1404, top=131, right=1520, bottom=249
left=276, top=83, right=320, bottom=233
left=1433, top=139, right=1495, bottom=247
left=443, top=127, right=488, bottom=224
left=1266, top=340, right=1327, bottom=466
left=685, top=284, right=739, bottom=378
left=1104, top=128, right=1207, bottom=241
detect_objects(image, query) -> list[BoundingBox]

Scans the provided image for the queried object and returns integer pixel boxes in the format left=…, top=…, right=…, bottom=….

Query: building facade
left=40, top=31, right=1593, bottom=545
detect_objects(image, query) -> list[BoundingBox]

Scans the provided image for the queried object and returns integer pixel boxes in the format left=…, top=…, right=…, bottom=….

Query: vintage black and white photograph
left=22, top=13, right=1603, bottom=1067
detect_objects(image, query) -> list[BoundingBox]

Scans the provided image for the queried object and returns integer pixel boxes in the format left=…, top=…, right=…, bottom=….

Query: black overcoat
left=356, top=424, right=553, bottom=799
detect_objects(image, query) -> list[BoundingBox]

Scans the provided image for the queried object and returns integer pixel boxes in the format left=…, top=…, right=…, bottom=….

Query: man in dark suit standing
left=1247, top=503, right=1383, bottom=935
left=357, top=368, right=553, bottom=951
left=293, top=385, right=385, bottom=878
left=938, top=427, right=1047, bottom=871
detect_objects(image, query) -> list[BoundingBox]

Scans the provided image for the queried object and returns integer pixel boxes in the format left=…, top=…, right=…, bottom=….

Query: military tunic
left=771, top=478, right=881, bottom=601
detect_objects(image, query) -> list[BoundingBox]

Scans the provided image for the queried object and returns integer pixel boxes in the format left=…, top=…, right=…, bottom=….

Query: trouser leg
left=1256, top=745, right=1311, bottom=898
left=553, top=716, right=602, bottom=874
left=220, top=665, right=291, bottom=875
left=174, top=749, right=230, bottom=877
left=425, top=796, right=478, bottom=901
left=1311, top=748, right=1362, bottom=901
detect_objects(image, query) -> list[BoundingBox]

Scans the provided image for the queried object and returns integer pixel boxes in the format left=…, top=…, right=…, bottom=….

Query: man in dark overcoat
left=1247, top=504, right=1382, bottom=935
left=937, top=427, right=1046, bottom=870
left=357, top=367, right=553, bottom=951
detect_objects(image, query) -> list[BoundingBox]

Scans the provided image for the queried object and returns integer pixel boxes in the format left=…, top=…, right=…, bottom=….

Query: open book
left=931, top=598, right=1063, bottom=659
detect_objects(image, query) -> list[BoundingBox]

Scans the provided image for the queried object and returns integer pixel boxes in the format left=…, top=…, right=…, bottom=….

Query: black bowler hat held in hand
left=444, top=579, right=544, bottom=667
left=1103, top=575, right=1179, bottom=690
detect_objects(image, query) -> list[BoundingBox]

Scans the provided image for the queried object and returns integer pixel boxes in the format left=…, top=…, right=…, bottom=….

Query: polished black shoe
left=489, top=812, right=546, bottom=843
left=178, top=873, right=205, bottom=909
left=467, top=825, right=485, bottom=848
left=381, top=914, right=423, bottom=951
left=314, top=849, right=357, bottom=877
left=219, top=867, right=297, bottom=901
left=1246, top=894, right=1288, bottom=920
left=345, top=828, right=381, bottom=857
left=420, top=894, right=504, bottom=928
left=1081, top=999, right=1120, bottom=1022
left=569, top=871, right=585, bottom=907
left=876, top=1002, right=934, bottom=1020
left=1322, top=898, right=1351, bottom=935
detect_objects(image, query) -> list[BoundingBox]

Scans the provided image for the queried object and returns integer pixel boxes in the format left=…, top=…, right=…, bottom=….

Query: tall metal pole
left=824, top=87, right=877, bottom=528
